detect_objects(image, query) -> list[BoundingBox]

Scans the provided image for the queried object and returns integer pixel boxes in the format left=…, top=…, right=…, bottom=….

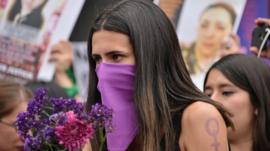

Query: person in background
left=250, top=17, right=270, bottom=58
left=0, top=79, right=32, bottom=151
left=26, top=40, right=80, bottom=100
left=204, top=54, right=270, bottom=151
left=87, top=0, right=232, bottom=151
left=49, top=40, right=80, bottom=100
left=183, top=2, right=236, bottom=75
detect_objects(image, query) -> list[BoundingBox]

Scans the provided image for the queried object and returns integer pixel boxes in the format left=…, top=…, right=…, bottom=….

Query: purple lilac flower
left=72, top=101, right=84, bottom=114
left=33, top=89, right=48, bottom=105
left=44, top=127, right=55, bottom=141
left=27, top=99, right=43, bottom=115
left=88, top=103, right=113, bottom=132
left=51, top=98, right=67, bottom=113
left=26, top=88, right=49, bottom=116
left=64, top=99, right=85, bottom=115
left=24, top=136, right=42, bottom=150
left=34, top=88, right=47, bottom=100
left=16, top=112, right=33, bottom=138
left=42, top=118, right=51, bottom=125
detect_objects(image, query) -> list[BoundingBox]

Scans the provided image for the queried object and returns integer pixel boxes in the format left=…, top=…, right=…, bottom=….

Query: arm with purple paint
left=180, top=102, right=229, bottom=151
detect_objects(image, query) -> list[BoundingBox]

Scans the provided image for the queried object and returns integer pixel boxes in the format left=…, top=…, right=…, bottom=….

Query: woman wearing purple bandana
left=87, top=0, right=232, bottom=151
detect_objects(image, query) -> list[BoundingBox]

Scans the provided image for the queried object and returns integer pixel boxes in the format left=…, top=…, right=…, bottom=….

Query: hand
left=49, top=40, right=73, bottom=73
left=250, top=47, right=270, bottom=58
left=250, top=18, right=270, bottom=58
left=220, top=33, right=242, bottom=57
left=255, top=17, right=270, bottom=26
left=82, top=141, right=92, bottom=151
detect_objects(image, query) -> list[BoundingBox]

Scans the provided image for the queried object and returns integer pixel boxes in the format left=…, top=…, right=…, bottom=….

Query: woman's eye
left=92, top=56, right=101, bottom=63
left=205, top=93, right=212, bottom=97
left=222, top=91, right=233, bottom=96
left=204, top=90, right=212, bottom=97
left=200, top=21, right=209, bottom=29
left=217, top=25, right=225, bottom=31
left=112, top=54, right=122, bottom=62
left=207, top=93, right=212, bottom=97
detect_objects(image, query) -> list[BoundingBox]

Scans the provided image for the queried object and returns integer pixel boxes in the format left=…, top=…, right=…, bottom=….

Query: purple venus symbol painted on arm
left=205, top=118, right=220, bottom=151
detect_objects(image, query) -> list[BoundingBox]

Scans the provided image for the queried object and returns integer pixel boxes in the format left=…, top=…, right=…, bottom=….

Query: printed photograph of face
left=196, top=4, right=235, bottom=58
left=7, top=0, right=48, bottom=29
left=175, top=0, right=246, bottom=89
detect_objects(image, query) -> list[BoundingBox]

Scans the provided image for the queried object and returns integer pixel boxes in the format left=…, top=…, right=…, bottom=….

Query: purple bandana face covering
left=95, top=63, right=138, bottom=151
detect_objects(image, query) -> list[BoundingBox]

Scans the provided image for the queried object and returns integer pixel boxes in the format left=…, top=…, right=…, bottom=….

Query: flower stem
left=44, top=106, right=53, bottom=110
left=99, top=129, right=106, bottom=151
left=48, top=144, right=53, bottom=151
left=45, top=142, right=54, bottom=151
left=42, top=111, right=50, bottom=117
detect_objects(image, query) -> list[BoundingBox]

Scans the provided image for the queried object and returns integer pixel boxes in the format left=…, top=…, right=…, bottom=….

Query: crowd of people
left=0, top=0, right=269, bottom=151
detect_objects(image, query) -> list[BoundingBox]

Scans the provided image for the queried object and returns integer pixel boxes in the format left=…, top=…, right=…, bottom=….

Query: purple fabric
left=261, top=57, right=270, bottom=67
left=96, top=63, right=138, bottom=151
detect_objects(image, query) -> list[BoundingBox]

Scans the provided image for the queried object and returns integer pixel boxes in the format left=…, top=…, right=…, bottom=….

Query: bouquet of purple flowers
left=16, top=88, right=112, bottom=151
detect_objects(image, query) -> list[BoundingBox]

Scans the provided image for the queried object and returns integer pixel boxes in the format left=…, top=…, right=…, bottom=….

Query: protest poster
left=0, top=0, right=85, bottom=83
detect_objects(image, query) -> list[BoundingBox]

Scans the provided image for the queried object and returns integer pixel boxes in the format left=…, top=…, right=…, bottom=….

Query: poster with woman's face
left=0, top=0, right=49, bottom=42
left=0, top=0, right=85, bottom=83
left=174, top=0, right=246, bottom=90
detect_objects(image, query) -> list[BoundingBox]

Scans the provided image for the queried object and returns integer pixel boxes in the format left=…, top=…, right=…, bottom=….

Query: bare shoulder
left=180, top=101, right=227, bottom=138
left=179, top=101, right=228, bottom=151
left=182, top=101, right=223, bottom=124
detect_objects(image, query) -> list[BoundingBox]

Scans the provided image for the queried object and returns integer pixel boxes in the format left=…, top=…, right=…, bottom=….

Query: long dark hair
left=204, top=54, right=270, bottom=151
left=87, top=0, right=231, bottom=150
